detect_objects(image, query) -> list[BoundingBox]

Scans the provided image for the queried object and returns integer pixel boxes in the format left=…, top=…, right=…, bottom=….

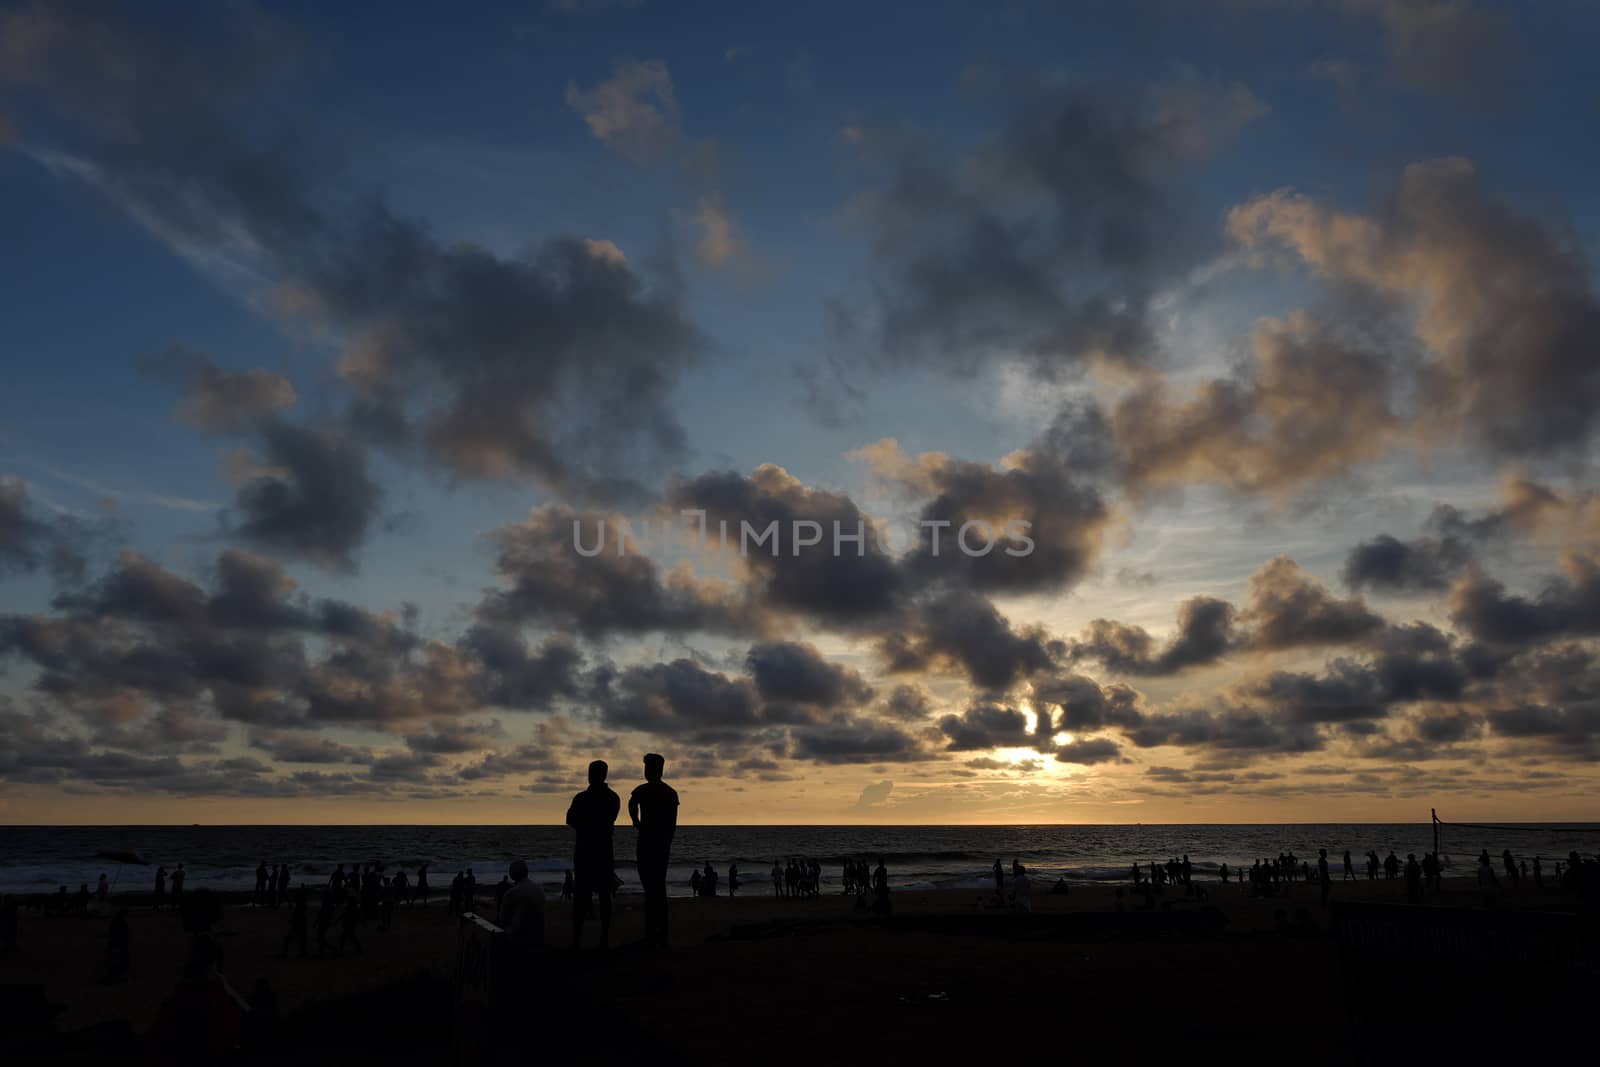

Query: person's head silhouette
left=510, top=859, right=528, bottom=883
left=644, top=752, right=665, bottom=782
left=588, top=759, right=608, bottom=786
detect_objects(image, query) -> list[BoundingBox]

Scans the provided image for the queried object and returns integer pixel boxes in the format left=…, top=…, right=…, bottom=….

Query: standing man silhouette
left=629, top=753, right=680, bottom=949
left=566, top=759, right=620, bottom=949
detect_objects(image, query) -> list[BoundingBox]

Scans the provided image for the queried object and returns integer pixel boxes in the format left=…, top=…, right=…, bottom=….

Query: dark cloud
left=1068, top=596, right=1237, bottom=676
left=1122, top=706, right=1325, bottom=755
left=1031, top=674, right=1146, bottom=731
left=1343, top=532, right=1473, bottom=593
left=881, top=590, right=1060, bottom=691
left=223, top=419, right=382, bottom=572
left=1083, top=313, right=1413, bottom=496
left=937, top=702, right=1031, bottom=751
left=476, top=504, right=749, bottom=639
left=1449, top=555, right=1600, bottom=648
left=2, top=2, right=703, bottom=505
left=248, top=729, right=372, bottom=765
left=1230, top=158, right=1600, bottom=460
left=882, top=683, right=933, bottom=721
left=788, top=716, right=926, bottom=764
left=846, top=75, right=1264, bottom=379
left=1242, top=556, right=1385, bottom=651
left=0, top=477, right=105, bottom=583
left=858, top=441, right=1112, bottom=595
left=593, top=658, right=765, bottom=741
left=666, top=464, right=904, bottom=626
left=459, top=625, right=585, bottom=710
left=746, top=641, right=874, bottom=710
left=1054, top=736, right=1124, bottom=765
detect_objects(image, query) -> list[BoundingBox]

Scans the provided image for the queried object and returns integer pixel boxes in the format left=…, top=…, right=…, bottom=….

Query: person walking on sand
left=628, top=753, right=679, bottom=950
left=414, top=862, right=430, bottom=907
left=566, top=759, right=621, bottom=949
left=1343, top=850, right=1355, bottom=881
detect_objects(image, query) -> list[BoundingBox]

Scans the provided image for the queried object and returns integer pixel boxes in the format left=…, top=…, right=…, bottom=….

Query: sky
left=3, top=0, right=1600, bottom=825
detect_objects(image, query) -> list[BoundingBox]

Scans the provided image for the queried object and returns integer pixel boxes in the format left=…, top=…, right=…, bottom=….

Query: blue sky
left=3, top=0, right=1600, bottom=823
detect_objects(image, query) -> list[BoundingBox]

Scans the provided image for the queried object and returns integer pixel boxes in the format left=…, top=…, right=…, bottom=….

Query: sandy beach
left=3, top=873, right=1589, bottom=1064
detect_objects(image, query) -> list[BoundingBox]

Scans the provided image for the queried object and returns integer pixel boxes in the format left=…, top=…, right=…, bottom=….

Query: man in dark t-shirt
left=566, top=759, right=620, bottom=949
left=629, top=753, right=680, bottom=949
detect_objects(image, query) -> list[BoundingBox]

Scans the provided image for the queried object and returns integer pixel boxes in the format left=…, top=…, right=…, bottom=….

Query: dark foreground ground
left=3, top=878, right=1594, bottom=1065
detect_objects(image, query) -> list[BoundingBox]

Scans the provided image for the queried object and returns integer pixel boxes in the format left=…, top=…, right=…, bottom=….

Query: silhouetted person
left=1342, top=850, right=1354, bottom=881
left=728, top=863, right=740, bottom=897
left=1384, top=851, right=1400, bottom=880
left=993, top=859, right=1004, bottom=895
left=154, top=866, right=168, bottom=911
left=628, top=752, right=679, bottom=949
left=281, top=888, right=308, bottom=958
left=772, top=861, right=783, bottom=896
left=703, top=862, right=718, bottom=897
left=254, top=862, right=268, bottom=907
left=500, top=859, right=546, bottom=952
left=873, top=857, right=891, bottom=915
left=1502, top=850, right=1519, bottom=887
left=566, top=759, right=620, bottom=949
left=1405, top=853, right=1422, bottom=904
left=415, top=862, right=430, bottom=907
left=449, top=871, right=464, bottom=915
left=465, top=867, right=477, bottom=911
left=1533, top=856, right=1543, bottom=888
left=171, top=863, right=185, bottom=907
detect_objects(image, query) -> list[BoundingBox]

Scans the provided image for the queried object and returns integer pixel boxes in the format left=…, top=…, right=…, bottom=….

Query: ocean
left=3, top=823, right=1597, bottom=899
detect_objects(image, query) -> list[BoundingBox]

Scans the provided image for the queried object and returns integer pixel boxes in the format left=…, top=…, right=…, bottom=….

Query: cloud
left=1229, top=158, right=1600, bottom=459
left=1241, top=556, right=1385, bottom=651
left=1068, top=596, right=1237, bottom=676
left=475, top=504, right=751, bottom=639
left=693, top=194, right=745, bottom=267
left=937, top=702, right=1032, bottom=750
left=789, top=717, right=925, bottom=764
left=565, top=59, right=680, bottom=165
left=1449, top=554, right=1600, bottom=649
left=857, top=439, right=1113, bottom=595
left=666, top=464, right=905, bottom=626
left=851, top=779, right=894, bottom=810
left=1087, top=312, right=1412, bottom=495
left=141, top=347, right=296, bottom=431
left=746, top=641, right=875, bottom=710
left=3, top=6, right=705, bottom=506
left=1054, top=736, right=1124, bottom=764
left=1345, top=0, right=1522, bottom=105
left=843, top=75, right=1265, bottom=380
left=224, top=419, right=382, bottom=572
left=0, top=476, right=104, bottom=583
left=1343, top=532, right=1474, bottom=593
